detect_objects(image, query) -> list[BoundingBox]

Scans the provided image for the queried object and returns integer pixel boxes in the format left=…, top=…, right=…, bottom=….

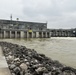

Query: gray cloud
left=0, top=0, right=76, bottom=29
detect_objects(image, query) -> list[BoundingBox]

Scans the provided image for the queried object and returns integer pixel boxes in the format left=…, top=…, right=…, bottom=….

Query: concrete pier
left=21, top=31, right=24, bottom=38
left=10, top=31, right=12, bottom=38
left=0, top=47, right=11, bottom=75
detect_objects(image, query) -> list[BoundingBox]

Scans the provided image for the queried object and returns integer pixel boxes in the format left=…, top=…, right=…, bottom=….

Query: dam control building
left=0, top=19, right=51, bottom=38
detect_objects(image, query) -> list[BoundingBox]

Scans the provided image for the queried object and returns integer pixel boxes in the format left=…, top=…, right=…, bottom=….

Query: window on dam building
left=39, top=28, right=43, bottom=30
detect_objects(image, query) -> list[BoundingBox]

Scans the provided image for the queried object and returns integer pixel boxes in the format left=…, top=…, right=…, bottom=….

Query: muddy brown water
left=0, top=37, right=76, bottom=69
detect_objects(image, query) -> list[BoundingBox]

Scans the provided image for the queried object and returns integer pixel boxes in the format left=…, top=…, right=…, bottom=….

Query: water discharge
left=0, top=37, right=76, bottom=68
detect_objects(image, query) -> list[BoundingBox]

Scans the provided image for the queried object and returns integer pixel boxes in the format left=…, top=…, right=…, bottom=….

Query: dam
left=0, top=19, right=51, bottom=38
left=50, top=29, right=76, bottom=37
left=0, top=19, right=76, bottom=38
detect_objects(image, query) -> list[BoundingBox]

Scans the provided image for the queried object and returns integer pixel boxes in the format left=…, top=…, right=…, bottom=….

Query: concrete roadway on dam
left=0, top=47, right=11, bottom=75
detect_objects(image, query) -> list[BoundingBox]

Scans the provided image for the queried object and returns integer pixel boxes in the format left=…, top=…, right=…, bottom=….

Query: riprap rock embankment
left=0, top=42, right=76, bottom=75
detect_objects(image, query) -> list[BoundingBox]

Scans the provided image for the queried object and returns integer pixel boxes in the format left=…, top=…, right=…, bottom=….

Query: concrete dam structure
left=0, top=19, right=51, bottom=38
left=50, top=29, right=76, bottom=37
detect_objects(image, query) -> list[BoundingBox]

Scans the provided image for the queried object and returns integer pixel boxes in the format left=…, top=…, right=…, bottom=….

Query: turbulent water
left=0, top=37, right=76, bottom=69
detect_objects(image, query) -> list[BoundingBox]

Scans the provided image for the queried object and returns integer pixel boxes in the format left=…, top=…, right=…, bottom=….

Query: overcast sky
left=0, top=0, right=76, bottom=29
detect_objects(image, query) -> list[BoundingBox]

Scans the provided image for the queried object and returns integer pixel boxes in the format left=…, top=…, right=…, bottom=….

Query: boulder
left=20, top=63, right=28, bottom=71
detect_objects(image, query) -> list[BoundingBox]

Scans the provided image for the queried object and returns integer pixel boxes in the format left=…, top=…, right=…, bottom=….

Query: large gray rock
left=20, top=63, right=28, bottom=71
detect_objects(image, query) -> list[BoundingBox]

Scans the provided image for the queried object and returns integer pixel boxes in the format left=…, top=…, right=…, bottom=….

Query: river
left=0, top=37, right=76, bottom=69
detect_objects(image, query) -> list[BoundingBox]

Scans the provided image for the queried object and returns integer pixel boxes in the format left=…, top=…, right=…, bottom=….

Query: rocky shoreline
left=0, top=42, right=76, bottom=75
